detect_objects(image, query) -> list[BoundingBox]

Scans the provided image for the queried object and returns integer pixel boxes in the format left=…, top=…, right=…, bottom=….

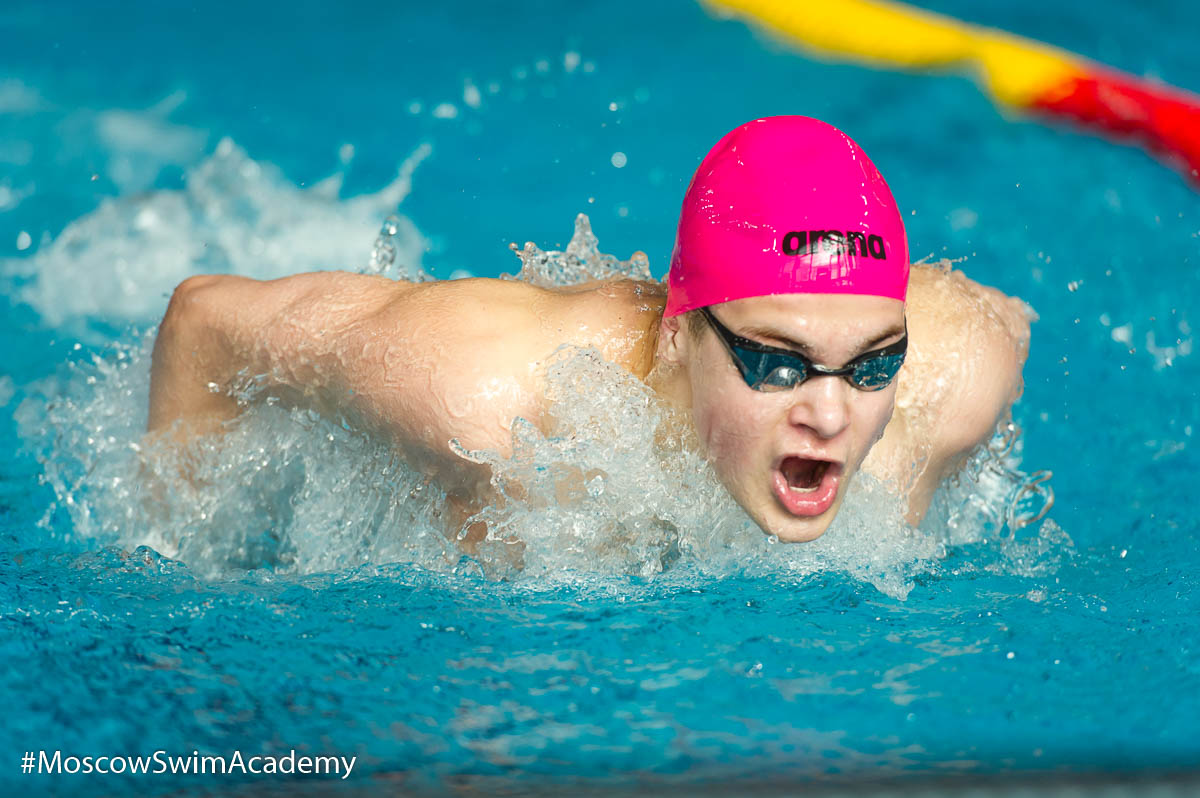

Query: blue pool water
left=3, top=1, right=1200, bottom=795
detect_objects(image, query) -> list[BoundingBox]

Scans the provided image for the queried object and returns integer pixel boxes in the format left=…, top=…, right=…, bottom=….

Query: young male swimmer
left=148, top=116, right=1030, bottom=544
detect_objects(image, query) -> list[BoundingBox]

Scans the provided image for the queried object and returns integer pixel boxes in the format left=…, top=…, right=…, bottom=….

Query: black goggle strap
left=697, top=306, right=766, bottom=384
left=699, top=306, right=907, bottom=389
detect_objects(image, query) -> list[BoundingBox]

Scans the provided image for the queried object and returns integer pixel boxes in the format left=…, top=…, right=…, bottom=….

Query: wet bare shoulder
left=351, top=278, right=570, bottom=459
left=552, top=279, right=666, bottom=377
left=900, top=262, right=1032, bottom=424
left=865, top=262, right=1034, bottom=522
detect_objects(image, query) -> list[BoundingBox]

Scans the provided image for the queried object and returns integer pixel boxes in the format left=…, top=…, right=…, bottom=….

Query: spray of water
left=3, top=137, right=431, bottom=328
left=15, top=143, right=1068, bottom=599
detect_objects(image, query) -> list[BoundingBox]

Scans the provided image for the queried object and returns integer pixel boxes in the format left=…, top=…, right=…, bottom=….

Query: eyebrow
left=736, top=321, right=907, bottom=362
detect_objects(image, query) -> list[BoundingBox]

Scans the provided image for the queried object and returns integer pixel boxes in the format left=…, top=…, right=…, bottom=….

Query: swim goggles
left=698, top=306, right=907, bottom=392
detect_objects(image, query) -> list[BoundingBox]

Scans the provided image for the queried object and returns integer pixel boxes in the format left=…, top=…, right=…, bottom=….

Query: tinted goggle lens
left=735, top=347, right=905, bottom=392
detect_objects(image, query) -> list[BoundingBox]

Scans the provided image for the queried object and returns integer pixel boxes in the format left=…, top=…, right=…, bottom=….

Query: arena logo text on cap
left=780, top=231, right=888, bottom=260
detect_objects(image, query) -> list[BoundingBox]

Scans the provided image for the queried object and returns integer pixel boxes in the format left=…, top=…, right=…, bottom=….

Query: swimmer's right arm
left=148, top=271, right=411, bottom=441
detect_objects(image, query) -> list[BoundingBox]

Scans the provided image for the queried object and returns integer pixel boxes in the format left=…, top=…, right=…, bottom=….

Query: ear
left=656, top=313, right=688, bottom=366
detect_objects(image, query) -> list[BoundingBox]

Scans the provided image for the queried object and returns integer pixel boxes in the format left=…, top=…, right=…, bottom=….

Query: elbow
left=163, top=274, right=231, bottom=329
left=157, top=276, right=215, bottom=360
left=149, top=275, right=238, bottom=432
left=157, top=273, right=248, bottom=354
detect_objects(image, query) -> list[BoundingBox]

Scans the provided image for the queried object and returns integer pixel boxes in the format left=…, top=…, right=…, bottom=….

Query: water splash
left=503, top=213, right=652, bottom=287
left=19, top=333, right=458, bottom=581
left=367, top=211, right=432, bottom=282
left=922, top=420, right=1071, bottom=577
left=24, top=329, right=953, bottom=597
left=3, top=137, right=430, bottom=328
left=15, top=173, right=1065, bottom=597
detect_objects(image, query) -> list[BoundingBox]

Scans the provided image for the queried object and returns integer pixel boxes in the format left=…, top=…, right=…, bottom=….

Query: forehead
left=711, top=293, right=905, bottom=356
left=710, top=291, right=902, bottom=331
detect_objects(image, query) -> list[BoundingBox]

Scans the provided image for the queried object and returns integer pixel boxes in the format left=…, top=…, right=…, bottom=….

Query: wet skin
left=651, top=292, right=905, bottom=542
left=148, top=262, right=1030, bottom=542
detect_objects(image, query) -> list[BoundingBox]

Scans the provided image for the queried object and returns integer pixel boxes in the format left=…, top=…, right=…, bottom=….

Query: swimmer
left=148, top=116, right=1031, bottom=544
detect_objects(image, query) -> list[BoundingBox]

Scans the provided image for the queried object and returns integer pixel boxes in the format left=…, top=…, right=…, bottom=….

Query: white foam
left=95, top=107, right=207, bottom=193
left=5, top=137, right=430, bottom=327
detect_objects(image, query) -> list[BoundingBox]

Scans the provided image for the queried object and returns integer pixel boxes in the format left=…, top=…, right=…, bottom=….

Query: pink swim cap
left=664, top=116, right=909, bottom=317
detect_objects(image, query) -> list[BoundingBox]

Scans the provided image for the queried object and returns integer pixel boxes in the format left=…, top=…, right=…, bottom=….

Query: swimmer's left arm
left=894, top=266, right=1033, bottom=523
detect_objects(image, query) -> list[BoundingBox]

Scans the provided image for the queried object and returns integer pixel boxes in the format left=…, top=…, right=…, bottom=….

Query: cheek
left=690, top=379, right=773, bottom=461
left=852, top=388, right=897, bottom=452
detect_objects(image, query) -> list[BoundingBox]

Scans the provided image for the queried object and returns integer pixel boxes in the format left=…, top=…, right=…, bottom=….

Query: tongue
left=781, top=457, right=822, bottom=490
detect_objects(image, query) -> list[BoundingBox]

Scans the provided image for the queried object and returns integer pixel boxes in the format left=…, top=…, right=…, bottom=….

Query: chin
left=768, top=516, right=833, bottom=543
left=753, top=491, right=846, bottom=543
left=725, top=461, right=855, bottom=543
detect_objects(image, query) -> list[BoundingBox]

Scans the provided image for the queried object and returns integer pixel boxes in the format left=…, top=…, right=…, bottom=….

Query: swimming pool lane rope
left=704, top=0, right=1200, bottom=186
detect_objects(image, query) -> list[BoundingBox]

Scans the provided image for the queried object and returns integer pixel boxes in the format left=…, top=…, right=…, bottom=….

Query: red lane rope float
left=704, top=0, right=1200, bottom=184
left=1033, top=70, right=1200, bottom=181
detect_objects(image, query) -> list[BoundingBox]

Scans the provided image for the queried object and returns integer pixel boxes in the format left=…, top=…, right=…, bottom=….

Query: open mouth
left=772, top=456, right=842, bottom=519
left=780, top=456, right=831, bottom=493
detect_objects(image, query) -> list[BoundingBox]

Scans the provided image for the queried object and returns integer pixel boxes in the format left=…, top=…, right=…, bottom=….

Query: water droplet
left=463, top=81, right=482, bottom=109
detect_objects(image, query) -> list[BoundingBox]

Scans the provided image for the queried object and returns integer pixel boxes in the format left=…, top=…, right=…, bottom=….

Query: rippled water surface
left=2, top=1, right=1199, bottom=795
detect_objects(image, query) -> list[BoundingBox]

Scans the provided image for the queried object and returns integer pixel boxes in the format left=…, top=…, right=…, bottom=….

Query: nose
left=786, top=375, right=852, bottom=439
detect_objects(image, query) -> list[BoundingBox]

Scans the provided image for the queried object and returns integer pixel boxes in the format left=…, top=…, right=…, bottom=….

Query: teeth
left=788, top=484, right=819, bottom=494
